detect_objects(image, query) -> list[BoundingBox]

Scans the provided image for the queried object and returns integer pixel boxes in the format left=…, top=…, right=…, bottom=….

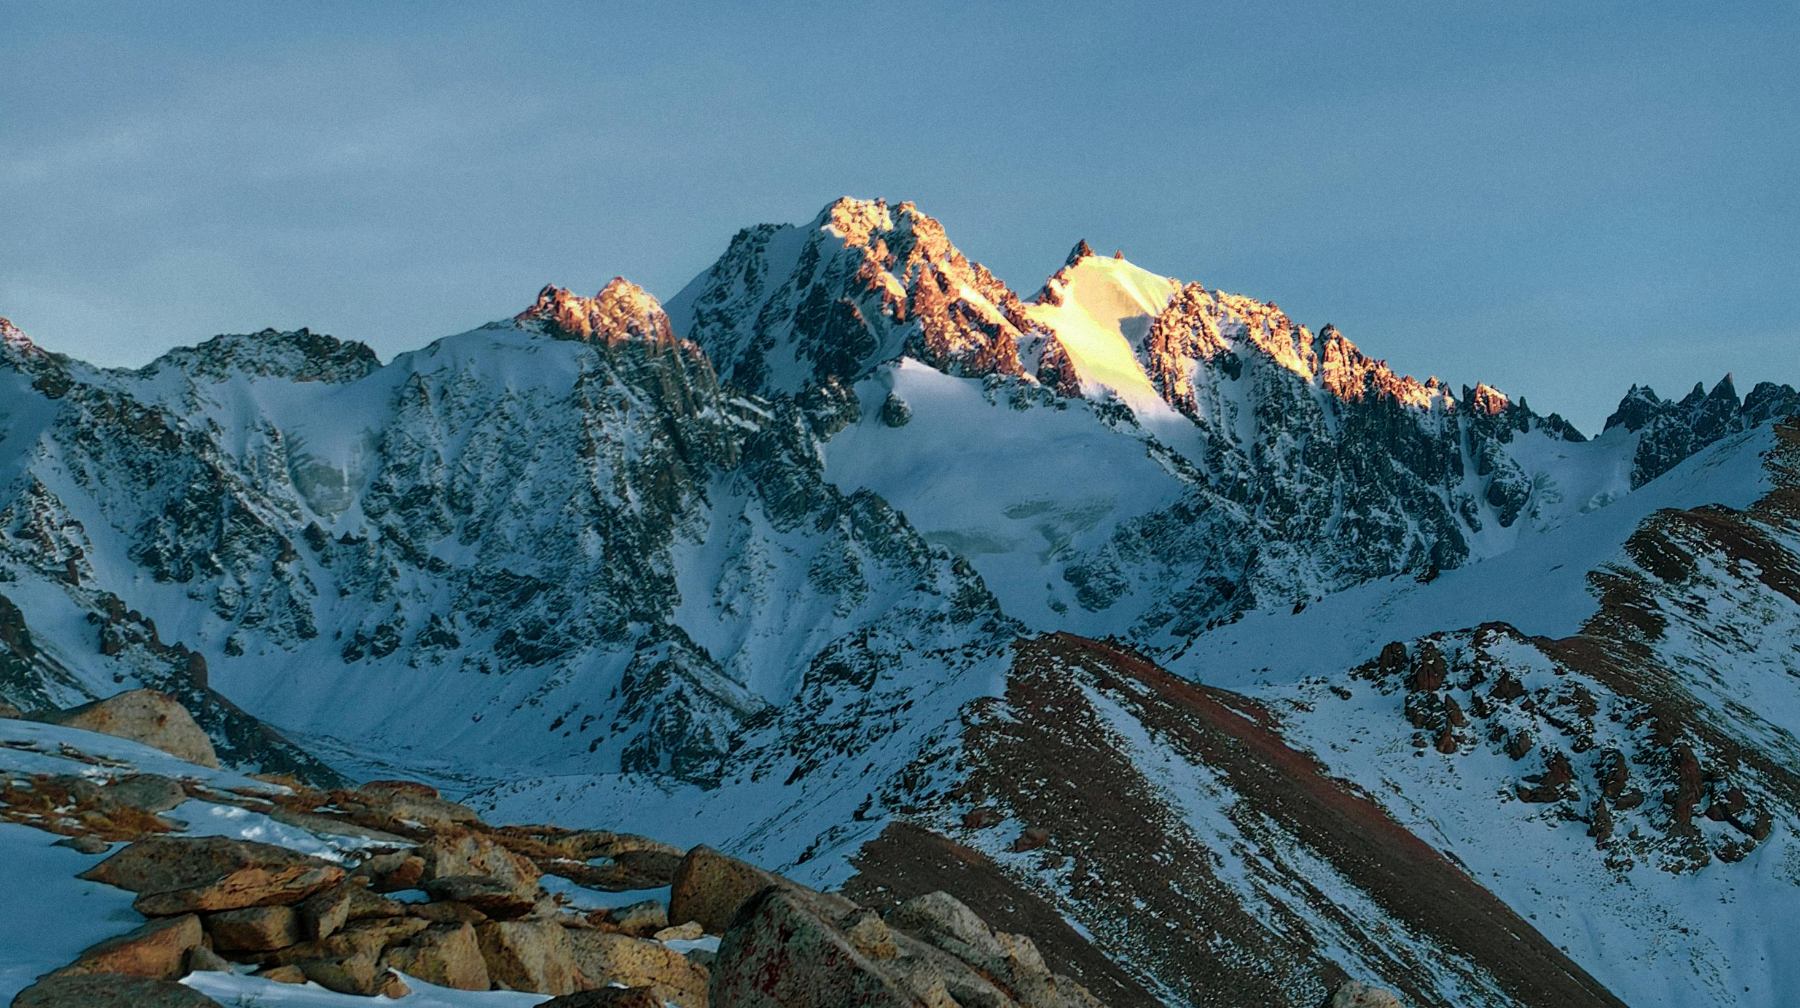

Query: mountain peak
left=518, top=278, right=676, bottom=345
left=815, top=196, right=897, bottom=247
left=140, top=327, right=380, bottom=384
left=1066, top=240, right=1096, bottom=266
left=0, top=317, right=39, bottom=357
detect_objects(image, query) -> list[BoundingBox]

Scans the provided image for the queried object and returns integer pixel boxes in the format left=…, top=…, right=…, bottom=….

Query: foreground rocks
left=7, top=696, right=1409, bottom=1008
left=12, top=974, right=222, bottom=1007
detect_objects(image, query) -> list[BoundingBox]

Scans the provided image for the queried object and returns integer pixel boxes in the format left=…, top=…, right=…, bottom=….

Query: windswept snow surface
left=0, top=822, right=138, bottom=1001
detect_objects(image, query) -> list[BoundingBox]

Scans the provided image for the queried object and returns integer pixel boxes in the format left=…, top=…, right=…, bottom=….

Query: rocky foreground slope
left=5, top=692, right=1220, bottom=1008
left=2, top=198, right=1798, bottom=1006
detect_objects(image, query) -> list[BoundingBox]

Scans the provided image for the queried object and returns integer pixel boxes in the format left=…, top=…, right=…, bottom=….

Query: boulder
left=381, top=921, right=490, bottom=991
left=11, top=974, right=224, bottom=1007
left=350, top=850, right=425, bottom=892
left=100, top=775, right=188, bottom=815
left=416, top=832, right=541, bottom=900
left=186, top=945, right=233, bottom=973
left=204, top=904, right=301, bottom=952
left=476, top=919, right=584, bottom=995
left=1329, top=981, right=1405, bottom=1008
left=654, top=921, right=705, bottom=942
left=49, top=914, right=202, bottom=979
left=669, top=845, right=849, bottom=935
left=541, top=989, right=666, bottom=1008
left=42, top=690, right=219, bottom=768
left=710, top=888, right=951, bottom=1008
left=295, top=950, right=395, bottom=995
left=566, top=930, right=709, bottom=1008
left=352, top=783, right=479, bottom=831
left=253, top=963, right=307, bottom=983
left=888, top=891, right=1077, bottom=1008
left=596, top=898, right=667, bottom=937
left=52, top=835, right=111, bottom=855
left=267, top=916, right=429, bottom=965
left=296, top=881, right=357, bottom=940
left=423, top=873, right=538, bottom=918
left=80, top=836, right=345, bottom=915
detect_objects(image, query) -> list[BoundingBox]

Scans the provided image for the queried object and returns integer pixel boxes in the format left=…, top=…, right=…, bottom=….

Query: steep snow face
left=1023, top=254, right=1180, bottom=417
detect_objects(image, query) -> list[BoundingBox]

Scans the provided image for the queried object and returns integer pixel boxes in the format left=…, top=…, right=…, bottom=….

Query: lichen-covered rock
left=710, top=887, right=952, bottom=1008
left=669, top=845, right=848, bottom=935
left=566, top=930, right=709, bottom=1008
left=49, top=914, right=202, bottom=979
left=475, top=919, right=583, bottom=995
left=43, top=690, right=218, bottom=768
left=12, top=973, right=224, bottom=1007
left=204, top=904, right=301, bottom=952
left=422, top=874, right=538, bottom=918
left=78, top=835, right=344, bottom=914
left=380, top=921, right=490, bottom=991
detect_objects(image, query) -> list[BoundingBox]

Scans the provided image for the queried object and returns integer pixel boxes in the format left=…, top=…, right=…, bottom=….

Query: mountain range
left=3, top=197, right=1796, bottom=1008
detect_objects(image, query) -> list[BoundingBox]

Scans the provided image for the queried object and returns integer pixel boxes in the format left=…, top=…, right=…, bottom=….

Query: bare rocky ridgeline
left=3, top=695, right=1407, bottom=1007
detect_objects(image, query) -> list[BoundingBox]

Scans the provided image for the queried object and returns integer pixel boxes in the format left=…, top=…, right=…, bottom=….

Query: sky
left=1, top=1, right=1795, bottom=433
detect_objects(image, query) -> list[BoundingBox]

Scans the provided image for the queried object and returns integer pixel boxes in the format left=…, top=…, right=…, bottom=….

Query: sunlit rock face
left=665, top=197, right=1035, bottom=395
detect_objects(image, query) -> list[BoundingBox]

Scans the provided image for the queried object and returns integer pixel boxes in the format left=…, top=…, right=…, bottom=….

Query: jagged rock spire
left=518, top=277, right=676, bottom=345
left=1065, top=240, right=1096, bottom=266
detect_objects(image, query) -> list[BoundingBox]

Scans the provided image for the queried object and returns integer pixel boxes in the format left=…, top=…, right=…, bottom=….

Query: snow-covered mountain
left=2, top=199, right=1796, bottom=1007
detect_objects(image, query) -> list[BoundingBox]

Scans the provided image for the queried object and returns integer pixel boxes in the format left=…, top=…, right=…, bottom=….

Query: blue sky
left=2, top=0, right=1794, bottom=432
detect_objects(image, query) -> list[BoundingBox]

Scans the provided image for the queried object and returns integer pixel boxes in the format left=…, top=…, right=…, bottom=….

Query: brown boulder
left=80, top=836, right=345, bottom=915
left=12, top=974, right=224, bottom=1007
left=541, top=990, right=665, bottom=1008
left=381, top=921, right=490, bottom=991
left=416, top=832, right=541, bottom=900
left=267, top=916, right=429, bottom=966
left=352, top=783, right=479, bottom=830
left=296, top=882, right=356, bottom=940
left=476, top=919, right=583, bottom=994
left=186, top=946, right=233, bottom=973
left=669, top=845, right=850, bottom=935
left=49, top=914, right=202, bottom=980
left=204, top=904, right=301, bottom=952
left=43, top=690, right=219, bottom=768
left=595, top=898, right=667, bottom=937
left=423, top=874, right=538, bottom=918
left=566, top=930, right=709, bottom=1008
left=100, top=775, right=189, bottom=815
left=350, top=850, right=426, bottom=892
left=295, top=950, right=400, bottom=996
left=711, top=888, right=949, bottom=1008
